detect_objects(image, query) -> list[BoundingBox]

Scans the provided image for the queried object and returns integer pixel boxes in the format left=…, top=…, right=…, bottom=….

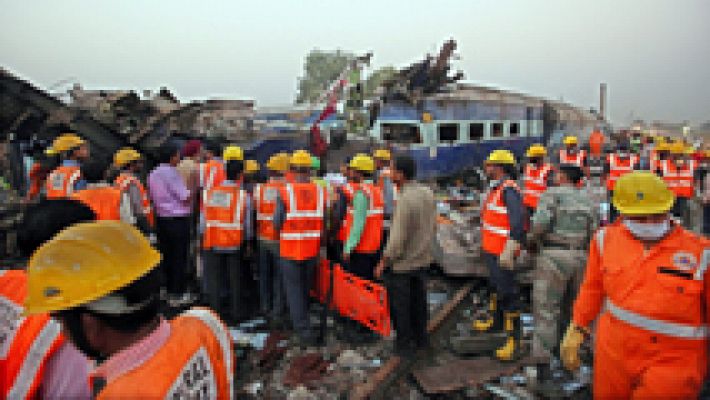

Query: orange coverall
left=573, top=221, right=709, bottom=399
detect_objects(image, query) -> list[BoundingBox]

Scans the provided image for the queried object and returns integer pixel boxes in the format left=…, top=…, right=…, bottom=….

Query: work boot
left=472, top=293, right=502, bottom=332
left=495, top=311, right=520, bottom=361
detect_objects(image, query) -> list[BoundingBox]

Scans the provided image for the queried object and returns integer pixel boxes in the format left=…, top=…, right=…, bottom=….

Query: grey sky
left=1, top=0, right=708, bottom=125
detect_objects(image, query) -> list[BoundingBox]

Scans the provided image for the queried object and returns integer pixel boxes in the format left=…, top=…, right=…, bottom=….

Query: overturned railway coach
left=369, top=83, right=604, bottom=179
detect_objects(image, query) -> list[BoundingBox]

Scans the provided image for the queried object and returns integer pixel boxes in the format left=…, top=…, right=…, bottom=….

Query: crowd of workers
left=2, top=128, right=709, bottom=399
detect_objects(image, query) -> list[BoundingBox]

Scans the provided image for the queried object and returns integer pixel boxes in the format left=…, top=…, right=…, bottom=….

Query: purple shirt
left=41, top=341, right=91, bottom=399
left=148, top=164, right=192, bottom=217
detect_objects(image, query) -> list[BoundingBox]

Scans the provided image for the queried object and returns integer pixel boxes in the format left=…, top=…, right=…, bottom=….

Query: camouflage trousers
left=531, top=248, right=587, bottom=361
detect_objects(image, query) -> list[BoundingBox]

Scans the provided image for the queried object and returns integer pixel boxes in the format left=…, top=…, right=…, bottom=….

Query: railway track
left=351, top=281, right=475, bottom=399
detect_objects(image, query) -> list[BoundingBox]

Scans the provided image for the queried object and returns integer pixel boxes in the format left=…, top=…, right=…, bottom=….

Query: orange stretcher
left=311, top=259, right=392, bottom=337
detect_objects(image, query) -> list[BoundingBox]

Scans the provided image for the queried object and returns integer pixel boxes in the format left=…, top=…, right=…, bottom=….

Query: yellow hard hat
left=349, top=153, right=375, bottom=173
left=266, top=153, right=289, bottom=172
left=290, top=150, right=313, bottom=167
left=113, top=147, right=142, bottom=167
left=222, top=145, right=244, bottom=161
left=245, top=159, right=260, bottom=174
left=656, top=142, right=671, bottom=152
left=486, top=149, right=516, bottom=165
left=563, top=136, right=578, bottom=146
left=51, top=133, right=85, bottom=153
left=526, top=144, right=547, bottom=158
left=670, top=141, right=686, bottom=155
left=653, top=136, right=666, bottom=145
left=44, top=147, right=57, bottom=156
left=373, top=149, right=391, bottom=161
left=612, top=171, right=674, bottom=216
left=25, top=221, right=161, bottom=315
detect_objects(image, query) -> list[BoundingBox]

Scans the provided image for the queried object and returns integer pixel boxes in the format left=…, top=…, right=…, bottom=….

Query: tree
left=296, top=49, right=354, bottom=104
left=363, top=66, right=397, bottom=98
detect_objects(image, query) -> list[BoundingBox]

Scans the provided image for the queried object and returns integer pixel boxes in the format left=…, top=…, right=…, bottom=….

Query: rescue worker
left=202, top=146, right=252, bottom=323
left=243, top=159, right=260, bottom=194
left=650, top=139, right=671, bottom=175
left=558, top=135, right=587, bottom=169
left=475, top=149, right=526, bottom=361
left=113, top=147, right=153, bottom=233
left=25, top=146, right=59, bottom=202
left=527, top=164, right=597, bottom=376
left=71, top=160, right=127, bottom=221
left=561, top=171, right=709, bottom=399
left=604, top=141, right=639, bottom=222
left=522, top=144, right=553, bottom=215
left=273, top=150, right=327, bottom=347
left=373, top=149, right=396, bottom=243
left=25, top=221, right=234, bottom=399
left=255, top=153, right=289, bottom=327
left=342, top=154, right=384, bottom=280
left=329, top=156, right=356, bottom=265
left=587, top=130, right=606, bottom=180
left=45, top=133, right=89, bottom=198
left=662, top=141, right=696, bottom=224
left=2, top=200, right=96, bottom=400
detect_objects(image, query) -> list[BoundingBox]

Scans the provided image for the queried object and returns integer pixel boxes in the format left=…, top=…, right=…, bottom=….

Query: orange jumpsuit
left=573, top=222, right=710, bottom=399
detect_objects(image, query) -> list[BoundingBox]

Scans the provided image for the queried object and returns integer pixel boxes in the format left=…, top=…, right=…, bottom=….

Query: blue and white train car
left=369, top=83, right=601, bottom=179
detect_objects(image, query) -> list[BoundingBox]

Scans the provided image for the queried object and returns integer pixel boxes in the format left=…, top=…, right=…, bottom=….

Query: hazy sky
left=1, top=0, right=708, bottom=125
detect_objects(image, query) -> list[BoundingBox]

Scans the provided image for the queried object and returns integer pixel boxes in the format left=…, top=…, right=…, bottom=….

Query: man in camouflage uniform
left=527, top=164, right=598, bottom=368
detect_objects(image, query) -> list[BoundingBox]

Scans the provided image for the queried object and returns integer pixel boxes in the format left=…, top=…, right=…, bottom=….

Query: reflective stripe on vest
left=280, top=183, right=325, bottom=260
left=605, top=298, right=708, bottom=339
left=343, top=183, right=384, bottom=253
left=285, top=183, right=324, bottom=219
left=481, top=180, right=518, bottom=255
left=180, top=308, right=233, bottom=400
left=694, top=249, right=710, bottom=281
left=559, top=150, right=585, bottom=167
left=662, top=160, right=695, bottom=197
left=46, top=166, right=81, bottom=198
left=522, top=164, right=552, bottom=208
left=205, top=190, right=245, bottom=230
left=607, top=154, right=638, bottom=190
left=115, top=173, right=153, bottom=218
left=6, top=320, right=62, bottom=400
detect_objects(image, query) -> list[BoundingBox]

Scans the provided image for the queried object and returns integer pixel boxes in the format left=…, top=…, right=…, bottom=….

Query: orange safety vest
left=45, top=165, right=82, bottom=199
left=522, top=163, right=552, bottom=209
left=202, top=182, right=247, bottom=250
left=481, top=180, right=519, bottom=256
left=662, top=159, right=696, bottom=198
left=93, top=308, right=233, bottom=400
left=71, top=185, right=123, bottom=221
left=279, top=183, right=325, bottom=261
left=606, top=153, right=639, bottom=191
left=1, top=270, right=64, bottom=400
left=343, top=183, right=384, bottom=254
left=115, top=173, right=155, bottom=226
left=200, top=160, right=226, bottom=192
left=337, top=183, right=356, bottom=242
left=254, top=180, right=284, bottom=241
left=559, top=149, right=586, bottom=167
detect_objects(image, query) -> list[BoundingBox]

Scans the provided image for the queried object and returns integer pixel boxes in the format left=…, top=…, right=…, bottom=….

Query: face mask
left=623, top=218, right=671, bottom=241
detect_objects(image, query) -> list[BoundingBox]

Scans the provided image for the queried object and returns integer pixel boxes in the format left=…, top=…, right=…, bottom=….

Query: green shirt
left=343, top=182, right=370, bottom=254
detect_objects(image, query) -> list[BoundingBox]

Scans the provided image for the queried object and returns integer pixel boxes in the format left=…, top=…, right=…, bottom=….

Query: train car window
left=492, top=123, right=504, bottom=137
left=509, top=122, right=520, bottom=136
left=382, top=123, right=422, bottom=144
left=438, top=124, right=459, bottom=143
left=469, top=123, right=484, bottom=141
